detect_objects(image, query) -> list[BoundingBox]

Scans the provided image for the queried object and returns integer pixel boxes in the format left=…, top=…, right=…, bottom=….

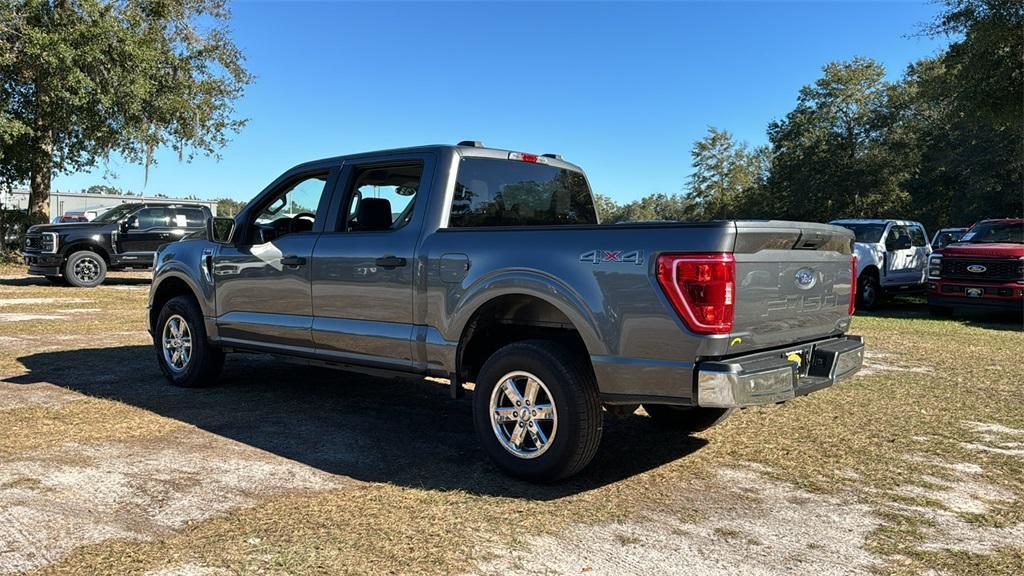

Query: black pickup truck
left=23, top=202, right=212, bottom=287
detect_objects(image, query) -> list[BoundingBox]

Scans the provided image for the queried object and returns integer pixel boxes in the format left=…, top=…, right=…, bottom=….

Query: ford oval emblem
left=966, top=264, right=987, bottom=273
left=794, top=267, right=816, bottom=289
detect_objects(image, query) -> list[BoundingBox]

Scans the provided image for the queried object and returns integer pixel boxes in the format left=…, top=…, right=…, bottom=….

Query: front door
left=311, top=155, right=434, bottom=370
left=883, top=224, right=917, bottom=285
left=213, top=170, right=338, bottom=353
left=119, top=206, right=174, bottom=254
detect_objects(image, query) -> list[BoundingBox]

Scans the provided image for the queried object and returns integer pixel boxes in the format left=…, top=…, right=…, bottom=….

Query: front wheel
left=473, top=340, right=602, bottom=482
left=154, top=295, right=224, bottom=387
left=857, top=273, right=880, bottom=311
left=644, top=404, right=733, bottom=432
left=64, top=251, right=107, bottom=287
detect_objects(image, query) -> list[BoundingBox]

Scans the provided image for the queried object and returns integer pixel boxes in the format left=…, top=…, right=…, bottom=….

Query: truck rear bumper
left=595, top=335, right=864, bottom=407
left=695, top=336, right=864, bottom=408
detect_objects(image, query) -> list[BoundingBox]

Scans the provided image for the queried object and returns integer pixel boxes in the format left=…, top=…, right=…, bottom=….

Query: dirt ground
left=0, top=266, right=1022, bottom=575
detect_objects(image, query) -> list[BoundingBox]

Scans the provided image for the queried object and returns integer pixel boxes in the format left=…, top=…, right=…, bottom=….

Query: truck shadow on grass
left=5, top=345, right=707, bottom=499
left=0, top=275, right=150, bottom=287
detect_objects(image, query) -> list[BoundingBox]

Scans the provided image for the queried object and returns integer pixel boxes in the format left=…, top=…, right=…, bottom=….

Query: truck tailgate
left=730, top=221, right=855, bottom=351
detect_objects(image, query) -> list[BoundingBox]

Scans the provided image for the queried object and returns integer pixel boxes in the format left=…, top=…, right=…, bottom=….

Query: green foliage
left=0, top=0, right=253, bottom=215
left=215, top=197, right=246, bottom=218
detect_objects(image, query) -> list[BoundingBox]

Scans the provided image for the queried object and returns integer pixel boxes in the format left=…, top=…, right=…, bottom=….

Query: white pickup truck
left=830, top=219, right=932, bottom=309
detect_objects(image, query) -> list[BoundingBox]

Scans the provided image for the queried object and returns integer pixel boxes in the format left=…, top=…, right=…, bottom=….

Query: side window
left=909, top=225, right=927, bottom=247
left=170, top=207, right=207, bottom=228
left=134, top=207, right=168, bottom=229
left=342, top=163, right=423, bottom=232
left=249, top=174, right=330, bottom=244
left=886, top=225, right=908, bottom=247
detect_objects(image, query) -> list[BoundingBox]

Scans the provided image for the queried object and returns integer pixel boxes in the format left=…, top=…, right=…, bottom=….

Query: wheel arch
left=149, top=273, right=205, bottom=335
left=453, top=282, right=603, bottom=385
left=62, top=241, right=111, bottom=263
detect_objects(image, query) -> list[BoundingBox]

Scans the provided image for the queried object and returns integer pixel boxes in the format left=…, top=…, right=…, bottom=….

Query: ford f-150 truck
left=147, top=143, right=865, bottom=481
left=927, top=219, right=1024, bottom=318
left=24, top=202, right=212, bottom=287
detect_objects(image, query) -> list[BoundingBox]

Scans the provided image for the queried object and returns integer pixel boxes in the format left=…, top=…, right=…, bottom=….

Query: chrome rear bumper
left=696, top=336, right=864, bottom=408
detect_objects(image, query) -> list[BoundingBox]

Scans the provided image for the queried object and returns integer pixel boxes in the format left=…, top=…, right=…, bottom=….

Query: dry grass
left=0, top=271, right=1021, bottom=575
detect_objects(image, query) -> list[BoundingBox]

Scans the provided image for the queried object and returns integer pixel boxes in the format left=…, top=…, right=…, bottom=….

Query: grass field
left=1, top=263, right=1022, bottom=575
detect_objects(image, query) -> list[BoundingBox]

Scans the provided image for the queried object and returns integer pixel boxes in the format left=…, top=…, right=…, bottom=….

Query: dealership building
left=0, top=187, right=218, bottom=218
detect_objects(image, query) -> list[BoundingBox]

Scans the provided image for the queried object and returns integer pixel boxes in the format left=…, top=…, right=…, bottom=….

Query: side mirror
left=207, top=217, right=236, bottom=245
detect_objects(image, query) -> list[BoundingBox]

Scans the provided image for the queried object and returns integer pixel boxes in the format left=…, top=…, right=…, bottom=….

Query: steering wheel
left=288, top=212, right=316, bottom=234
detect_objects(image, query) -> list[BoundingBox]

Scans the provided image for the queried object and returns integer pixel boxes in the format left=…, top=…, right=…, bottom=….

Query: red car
left=927, top=219, right=1024, bottom=318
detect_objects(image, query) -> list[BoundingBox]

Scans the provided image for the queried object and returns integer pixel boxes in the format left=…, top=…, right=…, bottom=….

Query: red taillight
left=656, top=253, right=735, bottom=334
left=849, top=255, right=857, bottom=315
left=508, top=151, right=546, bottom=164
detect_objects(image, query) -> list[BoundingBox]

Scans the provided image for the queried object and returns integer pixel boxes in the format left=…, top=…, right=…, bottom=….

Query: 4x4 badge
left=579, top=250, right=644, bottom=265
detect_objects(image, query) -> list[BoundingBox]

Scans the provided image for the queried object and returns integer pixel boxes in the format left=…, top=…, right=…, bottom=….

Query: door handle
left=281, top=255, right=307, bottom=267
left=375, top=256, right=407, bottom=268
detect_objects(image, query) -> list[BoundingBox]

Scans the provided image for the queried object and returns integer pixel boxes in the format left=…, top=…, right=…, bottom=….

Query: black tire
left=928, top=305, right=954, bottom=318
left=857, top=273, right=880, bottom=311
left=154, top=295, right=224, bottom=388
left=64, top=250, right=107, bottom=287
left=644, top=404, right=733, bottom=432
left=472, top=340, right=602, bottom=482
left=44, top=275, right=68, bottom=286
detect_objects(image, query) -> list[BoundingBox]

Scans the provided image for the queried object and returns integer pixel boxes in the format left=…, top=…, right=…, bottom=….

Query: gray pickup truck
left=148, top=142, right=864, bottom=481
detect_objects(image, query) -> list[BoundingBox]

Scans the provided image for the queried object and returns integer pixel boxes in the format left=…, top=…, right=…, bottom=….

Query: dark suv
left=23, top=202, right=212, bottom=287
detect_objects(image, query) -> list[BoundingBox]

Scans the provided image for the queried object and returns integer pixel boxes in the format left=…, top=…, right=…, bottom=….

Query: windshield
left=932, top=230, right=965, bottom=249
left=93, top=204, right=139, bottom=223
left=960, top=222, right=1024, bottom=244
left=836, top=223, right=886, bottom=243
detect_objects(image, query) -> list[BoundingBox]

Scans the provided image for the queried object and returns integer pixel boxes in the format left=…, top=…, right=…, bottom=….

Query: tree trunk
left=28, top=132, right=52, bottom=218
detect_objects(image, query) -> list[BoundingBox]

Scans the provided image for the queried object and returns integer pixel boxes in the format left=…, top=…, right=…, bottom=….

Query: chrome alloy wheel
left=162, top=314, right=193, bottom=373
left=73, top=256, right=101, bottom=283
left=489, top=371, right=558, bottom=459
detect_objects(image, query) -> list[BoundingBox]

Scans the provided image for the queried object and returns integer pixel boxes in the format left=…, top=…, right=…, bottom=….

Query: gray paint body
left=150, top=145, right=856, bottom=404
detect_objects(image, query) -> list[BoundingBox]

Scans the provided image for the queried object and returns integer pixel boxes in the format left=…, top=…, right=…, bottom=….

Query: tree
left=216, top=197, right=246, bottom=217
left=686, top=127, right=770, bottom=220
left=767, top=58, right=913, bottom=222
left=0, top=0, right=253, bottom=217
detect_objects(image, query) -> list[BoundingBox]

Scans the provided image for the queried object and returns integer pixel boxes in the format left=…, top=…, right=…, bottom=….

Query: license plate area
left=965, top=287, right=984, bottom=298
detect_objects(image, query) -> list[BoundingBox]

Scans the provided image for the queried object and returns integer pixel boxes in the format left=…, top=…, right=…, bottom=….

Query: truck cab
left=927, top=219, right=1024, bottom=318
left=830, top=219, right=932, bottom=310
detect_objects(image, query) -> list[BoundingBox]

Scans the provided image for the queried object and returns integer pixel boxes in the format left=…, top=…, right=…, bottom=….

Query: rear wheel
left=64, top=251, right=107, bottom=287
left=928, top=305, right=954, bottom=318
left=472, top=340, right=602, bottom=482
left=154, top=295, right=224, bottom=387
left=644, top=404, right=733, bottom=432
left=857, top=273, right=880, bottom=310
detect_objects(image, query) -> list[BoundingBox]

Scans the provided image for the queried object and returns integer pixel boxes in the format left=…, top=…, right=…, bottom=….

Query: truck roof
left=288, top=143, right=585, bottom=174
left=830, top=218, right=923, bottom=226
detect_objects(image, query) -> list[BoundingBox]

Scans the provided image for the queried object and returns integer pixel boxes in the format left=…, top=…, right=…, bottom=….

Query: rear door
left=907, top=224, right=931, bottom=284
left=310, top=152, right=435, bottom=370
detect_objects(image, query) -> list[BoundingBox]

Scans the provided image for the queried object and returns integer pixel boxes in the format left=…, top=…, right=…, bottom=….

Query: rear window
left=448, top=158, right=597, bottom=227
left=835, top=223, right=886, bottom=243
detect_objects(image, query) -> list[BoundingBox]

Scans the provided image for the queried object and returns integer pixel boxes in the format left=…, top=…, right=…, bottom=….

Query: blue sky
left=53, top=0, right=949, bottom=203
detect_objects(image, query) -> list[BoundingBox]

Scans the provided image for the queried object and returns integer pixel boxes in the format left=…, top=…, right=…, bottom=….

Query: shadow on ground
left=4, top=345, right=706, bottom=500
left=0, top=275, right=150, bottom=287
left=859, top=296, right=1023, bottom=331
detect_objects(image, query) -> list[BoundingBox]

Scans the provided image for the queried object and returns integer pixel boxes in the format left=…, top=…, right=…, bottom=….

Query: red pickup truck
left=927, top=219, right=1024, bottom=318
